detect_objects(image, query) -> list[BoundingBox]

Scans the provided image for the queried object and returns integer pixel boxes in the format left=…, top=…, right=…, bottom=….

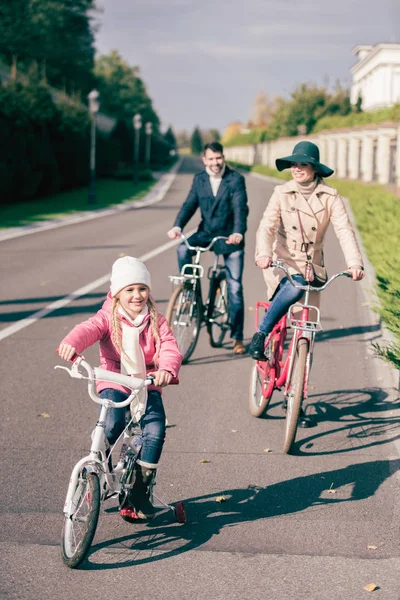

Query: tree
left=175, top=130, right=190, bottom=148
left=190, top=127, right=203, bottom=155
left=164, top=126, right=177, bottom=149
left=94, top=51, right=159, bottom=127
left=250, top=93, right=277, bottom=128
left=221, top=121, right=243, bottom=144
left=0, top=0, right=97, bottom=93
left=209, top=128, right=221, bottom=142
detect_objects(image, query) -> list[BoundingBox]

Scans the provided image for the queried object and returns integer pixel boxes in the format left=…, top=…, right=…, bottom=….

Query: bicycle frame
left=168, top=233, right=228, bottom=324
left=255, top=261, right=350, bottom=401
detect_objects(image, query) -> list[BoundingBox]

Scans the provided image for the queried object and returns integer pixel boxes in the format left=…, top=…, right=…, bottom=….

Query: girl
left=58, top=256, right=182, bottom=520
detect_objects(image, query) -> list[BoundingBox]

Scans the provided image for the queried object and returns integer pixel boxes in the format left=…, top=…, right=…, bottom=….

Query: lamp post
left=145, top=122, right=153, bottom=169
left=88, top=89, right=100, bottom=205
left=133, top=113, right=142, bottom=185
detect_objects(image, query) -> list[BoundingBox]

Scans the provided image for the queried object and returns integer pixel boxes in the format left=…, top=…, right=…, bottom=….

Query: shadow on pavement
left=81, top=457, right=400, bottom=570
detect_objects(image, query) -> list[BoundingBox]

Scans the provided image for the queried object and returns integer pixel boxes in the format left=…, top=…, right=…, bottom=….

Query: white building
left=350, top=43, right=400, bottom=111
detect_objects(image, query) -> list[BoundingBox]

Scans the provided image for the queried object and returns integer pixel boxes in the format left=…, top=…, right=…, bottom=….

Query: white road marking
left=0, top=234, right=194, bottom=342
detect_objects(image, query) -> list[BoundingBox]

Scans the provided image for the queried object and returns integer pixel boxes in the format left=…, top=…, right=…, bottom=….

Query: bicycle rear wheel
left=282, top=338, right=308, bottom=454
left=61, top=470, right=101, bottom=568
left=166, top=284, right=202, bottom=364
left=207, top=272, right=230, bottom=347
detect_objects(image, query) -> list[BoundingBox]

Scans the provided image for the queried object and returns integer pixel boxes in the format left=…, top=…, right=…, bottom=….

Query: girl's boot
left=130, top=464, right=156, bottom=520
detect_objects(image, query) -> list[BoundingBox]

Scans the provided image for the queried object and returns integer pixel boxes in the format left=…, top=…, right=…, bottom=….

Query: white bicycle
left=55, top=355, right=186, bottom=569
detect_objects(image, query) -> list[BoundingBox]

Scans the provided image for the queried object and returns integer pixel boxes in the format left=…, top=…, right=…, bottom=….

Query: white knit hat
left=110, top=256, right=152, bottom=297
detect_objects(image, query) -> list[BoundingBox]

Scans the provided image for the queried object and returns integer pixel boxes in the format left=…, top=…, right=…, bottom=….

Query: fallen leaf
left=38, top=413, right=50, bottom=418
left=199, top=459, right=210, bottom=464
left=327, top=482, right=336, bottom=494
left=367, top=545, right=378, bottom=550
left=231, top=429, right=239, bottom=433
left=119, top=253, right=125, bottom=257
left=165, top=418, right=169, bottom=426
left=363, top=583, right=378, bottom=592
left=216, top=496, right=226, bottom=503
left=248, top=306, right=254, bottom=311
left=263, top=448, right=272, bottom=453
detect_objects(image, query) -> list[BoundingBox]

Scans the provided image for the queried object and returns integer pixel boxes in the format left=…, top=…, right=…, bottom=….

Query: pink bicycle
left=249, top=259, right=351, bottom=454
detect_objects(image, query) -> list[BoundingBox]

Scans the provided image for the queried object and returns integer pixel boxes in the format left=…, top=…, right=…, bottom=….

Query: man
left=167, top=141, right=249, bottom=354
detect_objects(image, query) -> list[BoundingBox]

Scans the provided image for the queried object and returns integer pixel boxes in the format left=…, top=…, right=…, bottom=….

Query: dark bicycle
left=166, top=233, right=230, bottom=363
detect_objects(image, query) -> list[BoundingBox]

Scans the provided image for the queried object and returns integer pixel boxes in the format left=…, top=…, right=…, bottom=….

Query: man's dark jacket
left=173, top=166, right=249, bottom=255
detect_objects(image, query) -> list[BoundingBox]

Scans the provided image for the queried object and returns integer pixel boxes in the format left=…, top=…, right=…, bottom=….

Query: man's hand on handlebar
left=226, top=233, right=243, bottom=245
left=167, top=226, right=182, bottom=240
left=148, top=369, right=173, bottom=387
left=256, top=256, right=272, bottom=269
left=348, top=267, right=365, bottom=281
left=58, top=343, right=78, bottom=362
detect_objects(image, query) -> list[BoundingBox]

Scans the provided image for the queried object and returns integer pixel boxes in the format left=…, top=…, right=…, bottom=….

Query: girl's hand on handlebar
left=167, top=227, right=182, bottom=240
left=256, top=256, right=272, bottom=269
left=148, top=369, right=173, bottom=387
left=348, top=267, right=365, bottom=281
left=58, top=343, right=78, bottom=362
left=226, top=233, right=242, bottom=245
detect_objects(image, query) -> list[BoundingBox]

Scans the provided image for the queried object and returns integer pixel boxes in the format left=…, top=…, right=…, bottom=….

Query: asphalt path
left=1, top=156, right=399, bottom=599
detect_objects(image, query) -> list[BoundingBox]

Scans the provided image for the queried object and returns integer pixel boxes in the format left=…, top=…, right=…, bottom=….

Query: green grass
left=228, top=160, right=400, bottom=369
left=0, top=178, right=155, bottom=229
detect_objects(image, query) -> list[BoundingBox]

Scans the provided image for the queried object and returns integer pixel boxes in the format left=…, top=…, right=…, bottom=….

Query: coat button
left=309, top=241, right=313, bottom=245
left=307, top=255, right=312, bottom=260
left=291, top=207, right=295, bottom=211
left=291, top=253, right=295, bottom=257
left=311, top=226, right=316, bottom=231
left=292, top=226, right=297, bottom=230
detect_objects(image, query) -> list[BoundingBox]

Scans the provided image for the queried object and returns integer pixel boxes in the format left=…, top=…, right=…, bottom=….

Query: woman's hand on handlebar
left=256, top=256, right=272, bottom=269
left=348, top=267, right=365, bottom=281
left=58, top=343, right=78, bottom=362
left=148, top=369, right=173, bottom=387
left=167, top=226, right=182, bottom=240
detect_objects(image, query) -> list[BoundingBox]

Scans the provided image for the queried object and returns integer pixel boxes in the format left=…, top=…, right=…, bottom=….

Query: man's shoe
left=233, top=339, right=246, bottom=354
left=249, top=332, right=266, bottom=360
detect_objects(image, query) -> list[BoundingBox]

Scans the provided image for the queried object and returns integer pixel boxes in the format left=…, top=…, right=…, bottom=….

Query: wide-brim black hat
left=275, top=141, right=334, bottom=178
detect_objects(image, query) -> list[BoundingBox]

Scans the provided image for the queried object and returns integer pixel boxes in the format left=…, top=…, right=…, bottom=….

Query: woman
left=249, top=140, right=364, bottom=361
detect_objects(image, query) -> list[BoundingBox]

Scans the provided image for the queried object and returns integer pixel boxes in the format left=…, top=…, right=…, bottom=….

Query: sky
left=94, top=0, right=400, bottom=135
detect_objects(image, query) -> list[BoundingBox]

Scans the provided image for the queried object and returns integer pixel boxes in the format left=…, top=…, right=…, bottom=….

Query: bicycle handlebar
left=55, top=354, right=179, bottom=407
left=270, top=259, right=351, bottom=292
left=179, top=232, right=228, bottom=252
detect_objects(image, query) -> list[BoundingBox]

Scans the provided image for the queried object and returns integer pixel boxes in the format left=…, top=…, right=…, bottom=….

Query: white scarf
left=119, top=304, right=149, bottom=422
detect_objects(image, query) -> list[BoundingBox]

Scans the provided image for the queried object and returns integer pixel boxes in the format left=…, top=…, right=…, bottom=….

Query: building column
left=360, top=132, right=374, bottom=182
left=337, top=138, right=348, bottom=178
left=376, top=131, right=392, bottom=185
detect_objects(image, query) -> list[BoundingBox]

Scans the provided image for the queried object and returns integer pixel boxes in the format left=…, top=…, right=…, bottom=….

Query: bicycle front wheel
left=61, top=470, right=101, bottom=569
left=166, top=284, right=202, bottom=363
left=248, top=358, right=276, bottom=417
left=207, top=272, right=230, bottom=347
left=282, top=337, right=309, bottom=454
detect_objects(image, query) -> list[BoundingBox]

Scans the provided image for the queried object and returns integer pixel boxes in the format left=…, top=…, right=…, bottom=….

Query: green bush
left=312, top=103, right=400, bottom=133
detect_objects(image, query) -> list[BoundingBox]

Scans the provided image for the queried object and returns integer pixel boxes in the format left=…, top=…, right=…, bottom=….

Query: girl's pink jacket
left=61, top=293, right=182, bottom=395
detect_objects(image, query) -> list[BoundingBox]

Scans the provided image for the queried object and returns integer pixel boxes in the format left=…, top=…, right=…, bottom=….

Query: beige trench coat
left=255, top=179, right=363, bottom=303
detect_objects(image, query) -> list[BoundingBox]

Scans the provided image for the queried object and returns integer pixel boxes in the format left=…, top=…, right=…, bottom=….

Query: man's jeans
left=258, top=274, right=306, bottom=336
left=177, top=243, right=245, bottom=340
left=100, top=388, right=166, bottom=467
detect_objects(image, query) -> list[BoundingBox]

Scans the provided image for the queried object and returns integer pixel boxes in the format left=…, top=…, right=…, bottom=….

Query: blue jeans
left=258, top=274, right=306, bottom=336
left=100, top=389, right=166, bottom=467
left=177, top=243, right=245, bottom=340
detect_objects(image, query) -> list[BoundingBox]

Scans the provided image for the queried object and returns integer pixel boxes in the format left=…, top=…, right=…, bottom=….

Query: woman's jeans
left=100, top=388, right=166, bottom=468
left=177, top=243, right=245, bottom=340
left=258, top=274, right=306, bottom=336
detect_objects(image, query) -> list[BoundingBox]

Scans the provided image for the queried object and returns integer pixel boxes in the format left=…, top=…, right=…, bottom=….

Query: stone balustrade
left=224, top=122, right=400, bottom=186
